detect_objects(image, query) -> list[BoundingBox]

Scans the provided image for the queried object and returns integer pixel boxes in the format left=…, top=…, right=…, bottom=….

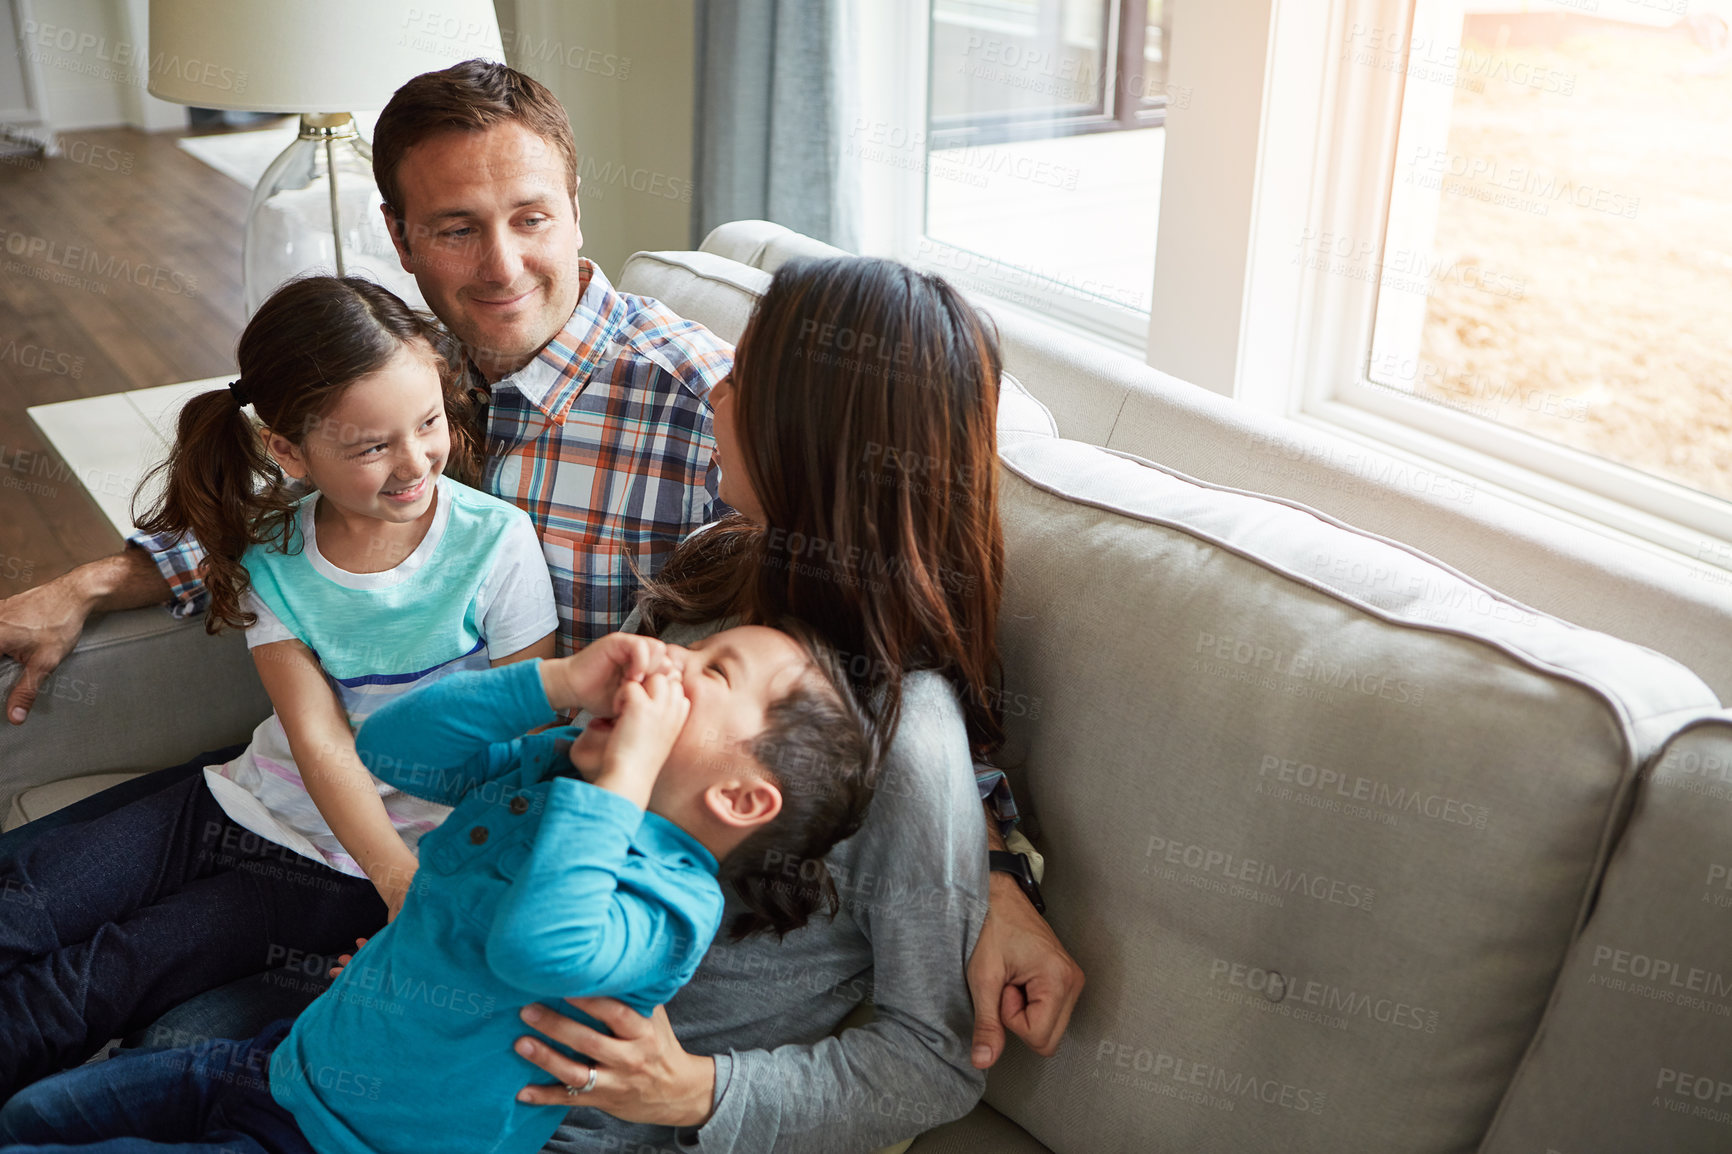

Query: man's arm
left=0, top=546, right=172, bottom=723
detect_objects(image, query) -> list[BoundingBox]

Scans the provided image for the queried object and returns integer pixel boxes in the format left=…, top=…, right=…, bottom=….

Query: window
left=866, top=1, right=1176, bottom=346
left=857, top=0, right=1732, bottom=561
left=1367, top=1, right=1732, bottom=505
left=1313, top=0, right=1732, bottom=555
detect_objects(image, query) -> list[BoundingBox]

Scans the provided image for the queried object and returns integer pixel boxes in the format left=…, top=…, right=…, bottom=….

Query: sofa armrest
left=0, top=607, right=271, bottom=818
left=1482, top=713, right=1732, bottom=1154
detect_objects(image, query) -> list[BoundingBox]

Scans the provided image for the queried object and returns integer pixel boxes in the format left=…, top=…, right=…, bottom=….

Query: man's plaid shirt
left=130, top=260, right=731, bottom=657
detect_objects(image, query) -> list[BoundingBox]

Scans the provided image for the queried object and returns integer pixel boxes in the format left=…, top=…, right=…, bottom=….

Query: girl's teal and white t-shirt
left=203, top=475, right=558, bottom=877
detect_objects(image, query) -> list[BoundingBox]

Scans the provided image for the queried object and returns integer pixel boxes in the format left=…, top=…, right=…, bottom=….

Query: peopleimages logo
left=20, top=20, right=247, bottom=95
left=1207, top=958, right=1440, bottom=1033
left=1094, top=1039, right=1328, bottom=1115
left=1255, top=755, right=1489, bottom=831
left=0, top=227, right=198, bottom=297
left=1144, top=833, right=1376, bottom=911
left=1193, top=631, right=1425, bottom=706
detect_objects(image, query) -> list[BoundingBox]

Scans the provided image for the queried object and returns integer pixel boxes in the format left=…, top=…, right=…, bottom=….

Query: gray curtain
left=694, top=0, right=853, bottom=250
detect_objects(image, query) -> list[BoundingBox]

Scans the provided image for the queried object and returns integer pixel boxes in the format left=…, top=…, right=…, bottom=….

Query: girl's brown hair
left=637, top=256, right=1005, bottom=759
left=134, top=276, right=481, bottom=634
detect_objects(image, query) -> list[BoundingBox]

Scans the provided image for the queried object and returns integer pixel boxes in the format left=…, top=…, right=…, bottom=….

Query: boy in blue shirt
left=0, top=625, right=875, bottom=1154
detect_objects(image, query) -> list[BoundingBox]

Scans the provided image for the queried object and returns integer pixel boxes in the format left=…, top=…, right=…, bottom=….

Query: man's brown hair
left=373, top=59, right=578, bottom=245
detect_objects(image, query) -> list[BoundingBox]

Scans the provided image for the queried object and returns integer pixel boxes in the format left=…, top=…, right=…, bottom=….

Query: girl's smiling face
left=266, top=341, right=450, bottom=524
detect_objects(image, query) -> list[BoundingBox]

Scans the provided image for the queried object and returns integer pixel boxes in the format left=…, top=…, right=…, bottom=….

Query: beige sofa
left=4, top=221, right=1730, bottom=1154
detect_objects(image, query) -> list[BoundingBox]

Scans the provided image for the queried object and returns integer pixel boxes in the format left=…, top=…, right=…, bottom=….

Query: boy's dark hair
left=722, top=623, right=879, bottom=940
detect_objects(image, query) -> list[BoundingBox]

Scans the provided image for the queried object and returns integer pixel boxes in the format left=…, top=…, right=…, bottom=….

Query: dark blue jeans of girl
left=0, top=1020, right=314, bottom=1154
left=0, top=749, right=386, bottom=1102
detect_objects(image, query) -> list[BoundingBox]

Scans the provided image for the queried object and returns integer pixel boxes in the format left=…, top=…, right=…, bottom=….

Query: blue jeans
left=0, top=1021, right=314, bottom=1154
left=0, top=751, right=386, bottom=1101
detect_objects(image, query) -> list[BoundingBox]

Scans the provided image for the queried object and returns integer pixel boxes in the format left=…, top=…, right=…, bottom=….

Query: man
left=0, top=63, right=721, bottom=666
left=0, top=59, right=1081, bottom=1151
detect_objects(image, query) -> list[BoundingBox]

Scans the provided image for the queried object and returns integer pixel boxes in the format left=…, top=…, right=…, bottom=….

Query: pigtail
left=134, top=387, right=298, bottom=634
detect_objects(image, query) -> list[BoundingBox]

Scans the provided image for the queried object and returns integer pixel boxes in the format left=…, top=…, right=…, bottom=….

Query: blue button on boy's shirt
left=270, top=659, right=723, bottom=1154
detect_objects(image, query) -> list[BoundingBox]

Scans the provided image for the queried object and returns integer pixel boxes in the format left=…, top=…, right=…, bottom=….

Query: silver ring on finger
left=565, top=1066, right=599, bottom=1097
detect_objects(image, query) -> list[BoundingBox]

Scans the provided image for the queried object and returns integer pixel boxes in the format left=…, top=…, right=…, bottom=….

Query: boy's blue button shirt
left=271, top=659, right=723, bottom=1154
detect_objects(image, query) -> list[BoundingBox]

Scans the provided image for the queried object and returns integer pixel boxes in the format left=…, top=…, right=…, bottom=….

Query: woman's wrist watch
left=988, top=850, right=1045, bottom=914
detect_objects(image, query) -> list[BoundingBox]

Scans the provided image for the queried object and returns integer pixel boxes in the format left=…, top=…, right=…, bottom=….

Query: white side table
left=27, top=379, right=230, bottom=537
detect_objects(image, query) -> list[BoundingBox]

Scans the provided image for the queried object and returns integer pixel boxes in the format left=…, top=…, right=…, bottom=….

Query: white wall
left=17, top=0, right=128, bottom=130
left=13, top=0, right=184, bottom=133
left=505, top=0, right=696, bottom=277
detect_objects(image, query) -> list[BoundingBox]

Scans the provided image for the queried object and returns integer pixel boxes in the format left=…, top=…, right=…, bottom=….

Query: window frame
left=857, top=0, right=1732, bottom=569
left=1291, top=0, right=1732, bottom=562
left=927, top=0, right=1171, bottom=150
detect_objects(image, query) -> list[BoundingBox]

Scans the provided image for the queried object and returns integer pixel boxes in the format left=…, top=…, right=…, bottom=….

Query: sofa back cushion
left=616, top=251, right=1059, bottom=444
left=1481, top=715, right=1732, bottom=1154
left=618, top=249, right=771, bottom=344
left=982, top=437, right=1715, bottom=1153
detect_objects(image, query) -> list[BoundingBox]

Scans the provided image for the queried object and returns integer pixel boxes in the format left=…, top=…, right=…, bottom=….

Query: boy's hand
left=591, top=671, right=689, bottom=809
left=541, top=634, right=679, bottom=718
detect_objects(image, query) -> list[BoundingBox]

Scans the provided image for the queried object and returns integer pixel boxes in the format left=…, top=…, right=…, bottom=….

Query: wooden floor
left=0, top=125, right=252, bottom=587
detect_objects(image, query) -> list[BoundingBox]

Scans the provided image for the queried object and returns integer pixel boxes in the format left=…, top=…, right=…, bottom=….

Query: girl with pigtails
left=0, top=275, right=557, bottom=1100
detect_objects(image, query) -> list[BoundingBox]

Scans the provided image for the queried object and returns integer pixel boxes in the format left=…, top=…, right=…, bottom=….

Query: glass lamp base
left=241, top=113, right=425, bottom=317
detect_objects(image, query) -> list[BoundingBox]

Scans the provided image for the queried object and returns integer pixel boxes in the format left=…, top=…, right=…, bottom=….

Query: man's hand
left=1, top=550, right=171, bottom=724
left=1, top=574, right=97, bottom=724
left=513, top=998, right=715, bottom=1128
left=541, top=633, right=678, bottom=718
left=968, top=873, right=1085, bottom=1068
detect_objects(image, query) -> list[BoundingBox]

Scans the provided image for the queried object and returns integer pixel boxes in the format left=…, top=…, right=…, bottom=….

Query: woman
left=497, top=256, right=1082, bottom=1153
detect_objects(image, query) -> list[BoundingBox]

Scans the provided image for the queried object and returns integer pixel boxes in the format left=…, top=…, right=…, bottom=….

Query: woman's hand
left=967, top=873, right=1085, bottom=1068
left=513, top=998, right=716, bottom=1128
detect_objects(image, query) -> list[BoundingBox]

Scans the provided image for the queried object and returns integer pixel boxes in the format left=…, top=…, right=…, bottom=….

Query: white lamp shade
left=148, top=0, right=505, bottom=112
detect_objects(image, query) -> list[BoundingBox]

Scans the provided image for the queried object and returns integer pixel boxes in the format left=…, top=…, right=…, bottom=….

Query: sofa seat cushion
left=5, top=772, right=146, bottom=833
left=981, top=437, right=1715, bottom=1154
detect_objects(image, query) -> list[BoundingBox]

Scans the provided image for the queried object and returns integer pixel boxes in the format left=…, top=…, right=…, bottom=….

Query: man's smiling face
left=385, top=120, right=584, bottom=382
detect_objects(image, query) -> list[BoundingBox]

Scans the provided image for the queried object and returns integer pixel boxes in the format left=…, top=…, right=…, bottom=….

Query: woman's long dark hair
left=637, top=256, right=1006, bottom=762
left=134, top=276, right=481, bottom=634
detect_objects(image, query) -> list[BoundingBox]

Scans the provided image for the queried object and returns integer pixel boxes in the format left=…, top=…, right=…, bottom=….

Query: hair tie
left=227, top=378, right=251, bottom=409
